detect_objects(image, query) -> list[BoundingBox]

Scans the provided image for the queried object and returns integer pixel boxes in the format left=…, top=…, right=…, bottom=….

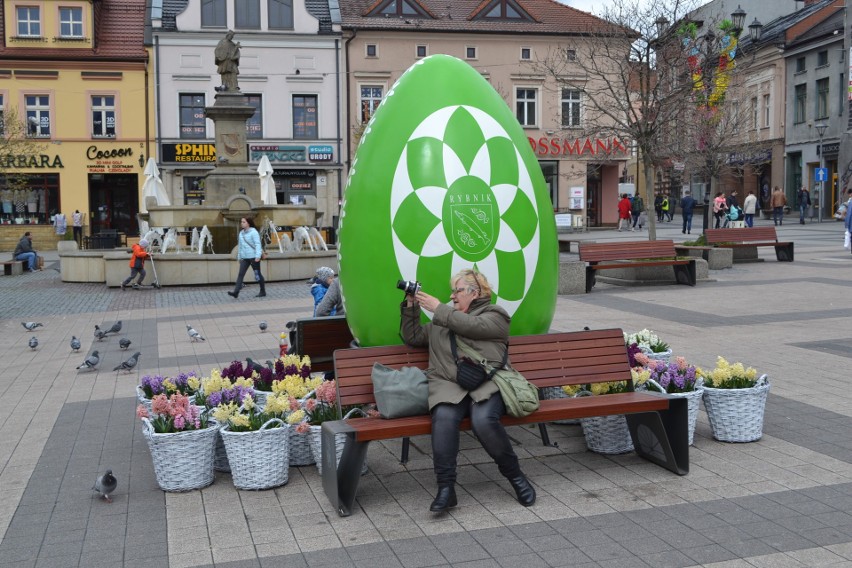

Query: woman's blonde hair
left=451, top=269, right=492, bottom=298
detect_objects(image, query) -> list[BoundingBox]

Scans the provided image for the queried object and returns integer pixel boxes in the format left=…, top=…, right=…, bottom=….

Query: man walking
left=771, top=186, right=787, bottom=226
left=743, top=191, right=757, bottom=228
left=797, top=186, right=811, bottom=224
left=680, top=190, right=696, bottom=234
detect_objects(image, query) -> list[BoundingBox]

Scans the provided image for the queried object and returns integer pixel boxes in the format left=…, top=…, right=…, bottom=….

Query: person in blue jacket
left=311, top=266, right=335, bottom=316
left=227, top=217, right=266, bottom=298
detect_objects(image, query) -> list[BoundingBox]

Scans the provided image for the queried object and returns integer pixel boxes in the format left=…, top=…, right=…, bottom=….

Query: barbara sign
left=528, top=136, right=629, bottom=158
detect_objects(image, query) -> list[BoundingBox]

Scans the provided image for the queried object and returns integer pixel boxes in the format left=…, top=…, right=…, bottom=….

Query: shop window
left=0, top=174, right=60, bottom=225
left=201, top=0, right=226, bottom=28
left=360, top=86, right=382, bottom=123
left=17, top=6, right=40, bottom=37
left=59, top=7, right=83, bottom=37
left=561, top=89, right=581, bottom=128
left=179, top=93, right=206, bottom=139
left=92, top=96, right=116, bottom=138
left=292, top=95, right=317, bottom=139
left=269, top=0, right=293, bottom=29
left=235, top=0, right=260, bottom=29
left=246, top=94, right=263, bottom=139
left=515, top=87, right=537, bottom=127
left=25, top=95, right=50, bottom=137
left=273, top=170, right=316, bottom=205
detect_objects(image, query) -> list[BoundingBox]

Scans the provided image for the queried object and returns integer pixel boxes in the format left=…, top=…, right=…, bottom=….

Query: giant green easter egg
left=339, top=54, right=558, bottom=347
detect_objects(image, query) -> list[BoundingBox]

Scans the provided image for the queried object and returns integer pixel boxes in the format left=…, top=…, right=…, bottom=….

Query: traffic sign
left=815, top=168, right=828, bottom=182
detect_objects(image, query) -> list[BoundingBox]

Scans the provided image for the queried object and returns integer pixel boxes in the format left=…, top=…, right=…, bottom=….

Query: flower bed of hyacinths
left=136, top=354, right=377, bottom=492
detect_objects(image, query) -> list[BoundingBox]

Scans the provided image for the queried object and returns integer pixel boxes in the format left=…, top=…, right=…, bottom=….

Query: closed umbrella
left=140, top=158, right=171, bottom=213
left=258, top=154, right=277, bottom=205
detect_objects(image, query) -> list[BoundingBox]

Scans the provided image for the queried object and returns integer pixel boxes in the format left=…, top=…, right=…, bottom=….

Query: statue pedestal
left=204, top=92, right=259, bottom=205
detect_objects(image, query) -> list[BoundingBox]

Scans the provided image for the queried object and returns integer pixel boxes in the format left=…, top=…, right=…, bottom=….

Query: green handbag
left=371, top=363, right=429, bottom=418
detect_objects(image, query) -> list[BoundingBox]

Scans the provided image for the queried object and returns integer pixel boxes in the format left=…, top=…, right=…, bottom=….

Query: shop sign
left=821, top=142, right=840, bottom=156
left=250, top=145, right=305, bottom=163
left=85, top=145, right=134, bottom=172
left=272, top=169, right=315, bottom=177
left=527, top=136, right=629, bottom=158
left=0, top=154, right=64, bottom=168
left=161, top=143, right=216, bottom=163
left=726, top=148, right=771, bottom=165
left=308, top=145, right=334, bottom=162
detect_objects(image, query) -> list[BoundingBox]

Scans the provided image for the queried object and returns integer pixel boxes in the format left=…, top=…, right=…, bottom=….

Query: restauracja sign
left=528, top=136, right=629, bottom=158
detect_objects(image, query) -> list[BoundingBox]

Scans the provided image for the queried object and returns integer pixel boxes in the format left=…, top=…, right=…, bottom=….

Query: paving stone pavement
left=1, top=217, right=851, bottom=567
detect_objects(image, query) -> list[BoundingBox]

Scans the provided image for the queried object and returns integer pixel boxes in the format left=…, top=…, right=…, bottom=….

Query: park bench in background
left=2, top=260, right=25, bottom=276
left=292, top=315, right=354, bottom=374
left=705, top=227, right=793, bottom=262
left=321, top=328, right=689, bottom=516
left=579, top=240, right=697, bottom=292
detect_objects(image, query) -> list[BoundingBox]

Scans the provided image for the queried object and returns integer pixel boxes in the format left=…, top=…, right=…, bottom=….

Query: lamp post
left=815, top=121, right=828, bottom=223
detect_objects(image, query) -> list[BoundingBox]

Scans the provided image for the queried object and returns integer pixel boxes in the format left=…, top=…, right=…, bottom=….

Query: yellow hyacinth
left=561, top=384, right=582, bottom=396
left=187, top=376, right=201, bottom=392
left=242, top=395, right=255, bottom=410
left=286, top=409, right=306, bottom=425
left=162, top=378, right=177, bottom=392
left=212, top=402, right=239, bottom=423
left=264, top=393, right=289, bottom=415
left=230, top=414, right=250, bottom=429
left=631, top=368, right=651, bottom=386
left=233, top=377, right=254, bottom=389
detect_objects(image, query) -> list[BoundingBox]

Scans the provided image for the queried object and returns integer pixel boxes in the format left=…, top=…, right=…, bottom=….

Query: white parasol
left=140, top=158, right=171, bottom=213
left=257, top=154, right=277, bottom=205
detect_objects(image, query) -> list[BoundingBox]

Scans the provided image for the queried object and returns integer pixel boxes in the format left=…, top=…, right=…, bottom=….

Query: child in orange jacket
left=121, top=239, right=150, bottom=290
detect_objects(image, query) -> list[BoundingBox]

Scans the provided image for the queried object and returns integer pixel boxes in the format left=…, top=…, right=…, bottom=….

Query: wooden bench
left=579, top=240, right=697, bottom=292
left=1, top=260, right=25, bottom=276
left=321, top=328, right=689, bottom=516
left=291, top=315, right=354, bottom=374
left=705, top=227, right=793, bottom=262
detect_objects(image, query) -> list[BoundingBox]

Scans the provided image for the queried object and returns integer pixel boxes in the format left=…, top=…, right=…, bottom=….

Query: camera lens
left=396, top=280, right=408, bottom=293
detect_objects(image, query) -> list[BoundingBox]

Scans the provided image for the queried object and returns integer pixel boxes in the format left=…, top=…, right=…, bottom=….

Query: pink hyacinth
left=136, top=405, right=149, bottom=419
left=305, top=398, right=317, bottom=412
left=295, top=422, right=309, bottom=434
left=316, top=381, right=337, bottom=404
left=174, top=414, right=186, bottom=430
left=674, top=356, right=688, bottom=371
left=634, top=353, right=650, bottom=366
left=289, top=396, right=300, bottom=411
left=151, top=394, right=170, bottom=415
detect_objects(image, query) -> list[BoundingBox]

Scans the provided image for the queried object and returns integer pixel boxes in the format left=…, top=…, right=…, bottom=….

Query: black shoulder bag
left=449, top=331, right=507, bottom=391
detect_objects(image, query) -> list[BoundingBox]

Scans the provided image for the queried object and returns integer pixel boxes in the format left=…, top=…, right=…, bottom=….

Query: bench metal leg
left=673, top=261, right=697, bottom=287
left=775, top=244, right=793, bottom=262
left=401, top=436, right=410, bottom=464
left=538, top=423, right=556, bottom=447
left=322, top=420, right=369, bottom=517
left=585, top=266, right=596, bottom=293
left=625, top=395, right=689, bottom=476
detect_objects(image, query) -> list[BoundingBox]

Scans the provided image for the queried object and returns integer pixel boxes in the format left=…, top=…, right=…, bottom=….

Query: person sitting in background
left=311, top=266, right=335, bottom=316
left=13, top=231, right=39, bottom=273
left=316, top=271, right=344, bottom=317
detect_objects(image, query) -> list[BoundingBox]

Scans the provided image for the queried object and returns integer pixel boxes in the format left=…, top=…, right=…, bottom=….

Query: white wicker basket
left=288, top=428, right=315, bottom=466
left=221, top=419, right=290, bottom=490
left=645, top=378, right=704, bottom=446
left=702, top=375, right=769, bottom=443
left=252, top=390, right=270, bottom=409
left=640, top=347, right=672, bottom=364
left=213, top=427, right=230, bottom=472
left=538, top=386, right=579, bottom=425
left=136, top=386, right=152, bottom=413
left=141, top=418, right=217, bottom=492
left=580, top=414, right=634, bottom=454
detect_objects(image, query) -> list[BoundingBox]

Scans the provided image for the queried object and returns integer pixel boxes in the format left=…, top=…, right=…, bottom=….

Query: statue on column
left=214, top=30, right=241, bottom=92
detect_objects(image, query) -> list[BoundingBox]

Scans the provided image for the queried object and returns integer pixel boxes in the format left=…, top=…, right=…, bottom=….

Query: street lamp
left=815, top=121, right=828, bottom=223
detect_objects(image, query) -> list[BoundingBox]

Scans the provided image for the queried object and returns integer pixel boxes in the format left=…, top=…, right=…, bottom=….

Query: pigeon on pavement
left=76, top=351, right=100, bottom=371
left=94, top=325, right=108, bottom=341
left=92, top=469, right=117, bottom=503
left=259, top=321, right=268, bottom=332
left=246, top=357, right=264, bottom=373
left=113, top=352, right=140, bottom=372
left=28, top=336, right=38, bottom=350
left=70, top=336, right=81, bottom=352
left=105, top=321, right=122, bottom=335
left=22, top=322, right=43, bottom=331
left=186, top=325, right=205, bottom=342
left=119, top=338, right=132, bottom=350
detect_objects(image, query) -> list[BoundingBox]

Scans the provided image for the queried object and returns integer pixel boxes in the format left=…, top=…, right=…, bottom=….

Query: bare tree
left=0, top=107, right=47, bottom=187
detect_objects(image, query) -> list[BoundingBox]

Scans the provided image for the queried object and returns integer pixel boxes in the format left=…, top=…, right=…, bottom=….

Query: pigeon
left=76, top=350, right=100, bottom=371
left=259, top=321, right=268, bottom=333
left=105, top=321, right=122, bottom=335
left=246, top=357, right=263, bottom=373
left=119, top=338, right=132, bottom=350
left=22, top=322, right=43, bottom=331
left=94, top=325, right=108, bottom=342
left=92, top=469, right=117, bottom=503
left=70, top=336, right=81, bottom=352
left=186, top=325, right=205, bottom=342
left=113, top=352, right=140, bottom=373
left=28, top=336, right=38, bottom=350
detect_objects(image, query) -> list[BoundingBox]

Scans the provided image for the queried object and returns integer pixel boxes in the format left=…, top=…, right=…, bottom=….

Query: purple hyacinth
left=627, top=343, right=642, bottom=367
left=206, top=391, right=222, bottom=408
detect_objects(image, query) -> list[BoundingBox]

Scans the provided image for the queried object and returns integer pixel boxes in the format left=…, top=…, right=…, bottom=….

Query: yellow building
left=0, top=0, right=152, bottom=251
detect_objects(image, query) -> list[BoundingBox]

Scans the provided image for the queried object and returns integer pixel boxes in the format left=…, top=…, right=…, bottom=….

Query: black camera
left=396, top=279, right=421, bottom=295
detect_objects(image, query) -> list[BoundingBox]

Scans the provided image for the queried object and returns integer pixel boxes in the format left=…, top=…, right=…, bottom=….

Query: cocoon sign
left=339, top=55, right=558, bottom=347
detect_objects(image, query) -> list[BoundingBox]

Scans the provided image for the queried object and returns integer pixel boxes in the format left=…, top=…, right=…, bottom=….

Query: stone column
left=203, top=92, right=258, bottom=205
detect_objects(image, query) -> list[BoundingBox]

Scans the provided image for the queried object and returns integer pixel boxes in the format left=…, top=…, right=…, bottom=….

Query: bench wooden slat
left=294, top=315, right=354, bottom=373
left=705, top=227, right=794, bottom=262
left=577, top=240, right=696, bottom=291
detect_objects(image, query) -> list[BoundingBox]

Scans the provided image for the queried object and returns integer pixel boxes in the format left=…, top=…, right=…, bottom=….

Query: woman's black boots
left=508, top=476, right=536, bottom=507
left=430, top=485, right=457, bottom=512
left=256, top=282, right=266, bottom=297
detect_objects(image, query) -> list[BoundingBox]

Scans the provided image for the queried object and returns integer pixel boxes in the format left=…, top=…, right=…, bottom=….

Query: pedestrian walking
left=680, top=190, right=696, bottom=234
left=617, top=194, right=632, bottom=231
left=743, top=191, right=757, bottom=228
left=631, top=193, right=644, bottom=230
left=797, top=186, right=811, bottom=225
left=712, top=192, right=728, bottom=229
left=227, top=217, right=266, bottom=298
left=72, top=210, right=83, bottom=246
left=771, top=186, right=787, bottom=226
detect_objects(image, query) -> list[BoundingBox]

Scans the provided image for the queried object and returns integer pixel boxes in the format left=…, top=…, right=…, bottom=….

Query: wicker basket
left=252, top=390, right=271, bottom=409
left=309, top=410, right=369, bottom=476
left=539, top=386, right=579, bottom=425
left=221, top=419, right=290, bottom=490
left=640, top=347, right=672, bottom=364
left=213, top=427, right=230, bottom=472
left=136, top=386, right=152, bottom=413
left=288, top=428, right=315, bottom=466
left=702, top=375, right=769, bottom=443
left=141, top=418, right=217, bottom=492
left=580, top=414, right=634, bottom=454
left=645, top=378, right=704, bottom=446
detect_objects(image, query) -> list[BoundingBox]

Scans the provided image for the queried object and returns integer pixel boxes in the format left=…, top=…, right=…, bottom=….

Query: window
left=466, top=46, right=477, bottom=60
left=366, top=44, right=377, bottom=57
left=368, top=0, right=428, bottom=17
left=795, top=57, right=806, bottom=73
left=246, top=95, right=263, bottom=139
left=293, top=95, right=317, bottom=139
left=25, top=95, right=50, bottom=137
left=841, top=74, right=845, bottom=116
left=235, top=0, right=260, bottom=28
left=475, top=0, right=533, bottom=21
left=416, top=45, right=427, bottom=58
left=515, top=88, right=537, bottom=127
left=763, top=94, right=770, bottom=127
left=794, top=84, right=807, bottom=124
left=59, top=7, right=83, bottom=37
left=751, top=97, right=758, bottom=130
left=17, top=6, right=40, bottom=37
left=179, top=93, right=206, bottom=139
left=360, top=86, right=382, bottom=122
left=565, top=49, right=577, bottom=62
left=201, top=0, right=226, bottom=27
left=269, top=0, right=293, bottom=29
left=816, top=78, right=829, bottom=119
left=817, top=50, right=828, bottom=67
left=561, top=89, right=581, bottom=127
left=731, top=100, right=740, bottom=133
left=520, top=47, right=531, bottom=60
left=92, top=96, right=115, bottom=137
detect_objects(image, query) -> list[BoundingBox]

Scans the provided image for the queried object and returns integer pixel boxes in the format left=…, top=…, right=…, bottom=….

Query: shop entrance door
left=88, top=173, right=140, bottom=236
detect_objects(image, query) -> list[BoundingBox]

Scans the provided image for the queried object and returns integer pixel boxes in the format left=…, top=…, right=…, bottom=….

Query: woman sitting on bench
left=401, top=269, right=535, bottom=513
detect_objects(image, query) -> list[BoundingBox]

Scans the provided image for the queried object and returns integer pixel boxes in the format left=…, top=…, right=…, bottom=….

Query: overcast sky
left=560, top=0, right=710, bottom=16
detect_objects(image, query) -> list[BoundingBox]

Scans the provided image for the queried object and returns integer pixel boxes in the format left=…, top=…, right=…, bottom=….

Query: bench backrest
left=705, top=227, right=777, bottom=244
left=333, top=328, right=633, bottom=408
left=295, top=315, right=354, bottom=373
left=579, top=240, right=677, bottom=262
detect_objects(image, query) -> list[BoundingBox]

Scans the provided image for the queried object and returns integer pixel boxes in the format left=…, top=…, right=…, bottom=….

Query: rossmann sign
left=161, top=143, right=216, bottom=163
left=528, top=136, right=629, bottom=158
